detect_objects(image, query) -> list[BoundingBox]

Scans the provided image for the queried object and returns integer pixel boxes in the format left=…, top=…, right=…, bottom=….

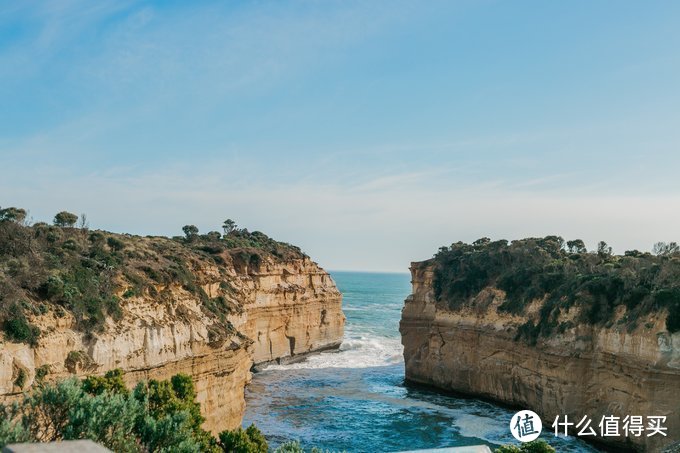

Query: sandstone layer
left=0, top=235, right=344, bottom=434
left=400, top=261, right=680, bottom=452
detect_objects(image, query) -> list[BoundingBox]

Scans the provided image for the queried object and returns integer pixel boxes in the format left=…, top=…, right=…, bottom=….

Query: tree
left=0, top=207, right=27, bottom=224
left=54, top=211, right=78, bottom=228
left=78, top=213, right=89, bottom=229
left=218, top=424, right=268, bottom=453
left=206, top=231, right=222, bottom=241
left=653, top=241, right=680, bottom=256
left=566, top=239, right=587, bottom=254
left=597, top=241, right=612, bottom=257
left=182, top=225, right=199, bottom=240
left=222, top=219, right=237, bottom=235
left=473, top=237, right=491, bottom=247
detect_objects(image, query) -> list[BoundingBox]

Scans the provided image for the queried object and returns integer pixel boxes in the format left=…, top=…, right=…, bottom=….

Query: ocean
left=243, top=271, right=597, bottom=452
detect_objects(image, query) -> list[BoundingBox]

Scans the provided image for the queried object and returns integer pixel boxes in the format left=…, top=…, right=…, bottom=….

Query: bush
left=666, top=302, right=680, bottom=333
left=495, top=440, right=555, bottom=453
left=3, top=310, right=40, bottom=346
left=0, top=371, right=266, bottom=452
left=35, top=365, right=50, bottom=382
left=273, top=442, right=342, bottom=453
left=14, top=369, right=27, bottom=389
left=107, top=237, right=125, bottom=251
left=218, top=424, right=268, bottom=453
left=83, top=369, right=128, bottom=396
left=275, top=441, right=305, bottom=453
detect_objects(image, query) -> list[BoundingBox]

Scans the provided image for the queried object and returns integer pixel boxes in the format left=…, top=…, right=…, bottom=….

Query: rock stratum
left=400, top=238, right=680, bottom=452
left=0, top=222, right=344, bottom=433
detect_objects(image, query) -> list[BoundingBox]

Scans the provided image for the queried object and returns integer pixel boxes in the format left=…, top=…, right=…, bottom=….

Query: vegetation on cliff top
left=432, top=236, right=680, bottom=342
left=0, top=206, right=306, bottom=345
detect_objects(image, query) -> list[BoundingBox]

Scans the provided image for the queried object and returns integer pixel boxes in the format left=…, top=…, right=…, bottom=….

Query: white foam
left=263, top=335, right=404, bottom=371
left=454, top=413, right=509, bottom=444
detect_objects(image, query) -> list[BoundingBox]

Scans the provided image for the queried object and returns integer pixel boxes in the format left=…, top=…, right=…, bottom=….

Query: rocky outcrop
left=400, top=260, right=680, bottom=452
left=0, top=236, right=344, bottom=434
left=232, top=258, right=344, bottom=366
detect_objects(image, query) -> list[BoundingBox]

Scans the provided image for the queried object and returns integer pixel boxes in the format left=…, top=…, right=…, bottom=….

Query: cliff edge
left=400, top=237, right=680, bottom=452
left=0, top=219, right=344, bottom=433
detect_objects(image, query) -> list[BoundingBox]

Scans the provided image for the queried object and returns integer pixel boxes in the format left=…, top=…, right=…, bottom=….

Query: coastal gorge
left=400, top=237, right=680, bottom=452
left=0, top=214, right=344, bottom=433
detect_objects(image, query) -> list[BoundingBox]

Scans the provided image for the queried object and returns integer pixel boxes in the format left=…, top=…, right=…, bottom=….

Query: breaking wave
left=263, top=334, right=403, bottom=370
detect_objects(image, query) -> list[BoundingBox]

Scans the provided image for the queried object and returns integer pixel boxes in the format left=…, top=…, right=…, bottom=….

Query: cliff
left=0, top=222, right=344, bottom=433
left=400, top=238, right=680, bottom=452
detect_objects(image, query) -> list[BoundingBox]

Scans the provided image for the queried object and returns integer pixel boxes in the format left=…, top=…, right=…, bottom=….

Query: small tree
left=206, top=231, right=222, bottom=241
left=597, top=241, right=612, bottom=257
left=473, top=237, right=491, bottom=247
left=566, top=239, right=587, bottom=254
left=653, top=241, right=680, bottom=256
left=182, top=225, right=199, bottom=241
left=218, top=424, right=268, bottom=453
left=0, top=207, right=27, bottom=224
left=222, top=219, right=237, bottom=235
left=78, top=213, right=89, bottom=229
left=54, top=211, right=78, bottom=228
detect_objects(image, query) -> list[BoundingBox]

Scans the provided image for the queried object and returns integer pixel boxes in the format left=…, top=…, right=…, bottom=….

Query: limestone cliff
left=401, top=253, right=680, bottom=452
left=231, top=257, right=344, bottom=366
left=0, top=225, right=344, bottom=433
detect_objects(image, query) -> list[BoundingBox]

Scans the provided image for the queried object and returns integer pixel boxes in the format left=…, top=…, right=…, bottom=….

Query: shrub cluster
left=0, top=370, right=268, bottom=453
left=495, top=440, right=555, bottom=452
left=432, top=237, right=680, bottom=341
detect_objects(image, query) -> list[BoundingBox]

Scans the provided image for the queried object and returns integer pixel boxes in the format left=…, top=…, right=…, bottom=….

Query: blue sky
left=1, top=0, right=679, bottom=272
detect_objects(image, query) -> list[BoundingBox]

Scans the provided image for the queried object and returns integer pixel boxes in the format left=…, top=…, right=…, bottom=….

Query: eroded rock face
left=400, top=261, right=680, bottom=452
left=233, top=258, right=344, bottom=365
left=0, top=255, right=344, bottom=434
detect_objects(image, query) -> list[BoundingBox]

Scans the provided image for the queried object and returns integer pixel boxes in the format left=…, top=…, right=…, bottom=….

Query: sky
left=1, top=0, right=679, bottom=272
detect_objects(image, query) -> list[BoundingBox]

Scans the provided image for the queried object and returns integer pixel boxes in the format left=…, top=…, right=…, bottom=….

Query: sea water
left=243, top=271, right=597, bottom=452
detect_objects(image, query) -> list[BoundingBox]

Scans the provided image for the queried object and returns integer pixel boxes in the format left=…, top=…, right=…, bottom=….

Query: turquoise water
left=243, top=271, right=598, bottom=452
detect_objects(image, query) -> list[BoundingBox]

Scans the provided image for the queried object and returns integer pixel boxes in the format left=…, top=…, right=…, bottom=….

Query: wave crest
left=264, top=335, right=403, bottom=371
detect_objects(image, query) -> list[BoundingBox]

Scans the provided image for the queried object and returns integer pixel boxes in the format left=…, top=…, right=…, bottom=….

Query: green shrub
left=107, top=237, right=125, bottom=251
left=0, top=371, right=256, bottom=452
left=35, top=365, right=50, bottom=382
left=667, top=302, right=680, bottom=333
left=495, top=440, right=555, bottom=452
left=275, top=441, right=305, bottom=453
left=14, top=369, right=27, bottom=389
left=273, top=442, right=343, bottom=453
left=3, top=310, right=40, bottom=346
left=83, top=369, right=128, bottom=396
left=218, top=424, right=268, bottom=453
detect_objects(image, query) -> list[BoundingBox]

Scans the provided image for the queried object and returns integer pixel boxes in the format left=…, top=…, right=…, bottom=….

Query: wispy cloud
left=2, top=1, right=680, bottom=270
